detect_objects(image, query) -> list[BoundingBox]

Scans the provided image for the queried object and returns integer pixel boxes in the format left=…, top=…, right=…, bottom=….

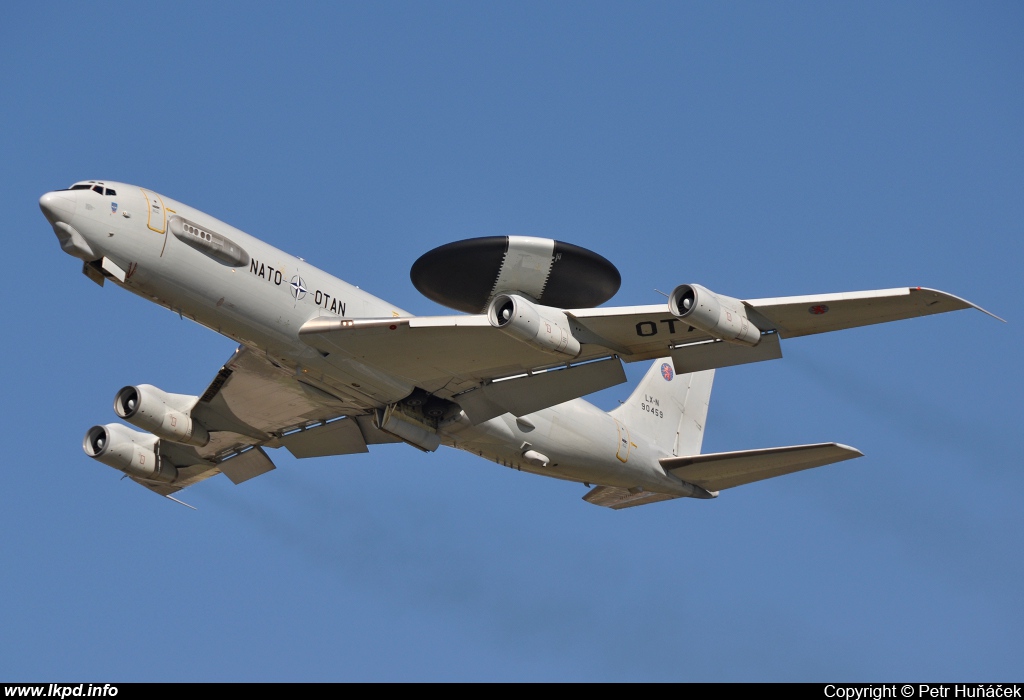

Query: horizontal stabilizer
left=583, top=485, right=681, bottom=510
left=661, top=442, right=862, bottom=492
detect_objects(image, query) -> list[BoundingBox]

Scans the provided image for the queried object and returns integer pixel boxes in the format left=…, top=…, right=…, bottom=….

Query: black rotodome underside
left=410, top=236, right=621, bottom=314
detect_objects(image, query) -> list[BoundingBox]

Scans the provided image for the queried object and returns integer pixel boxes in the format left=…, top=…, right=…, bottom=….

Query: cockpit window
left=65, top=181, right=115, bottom=194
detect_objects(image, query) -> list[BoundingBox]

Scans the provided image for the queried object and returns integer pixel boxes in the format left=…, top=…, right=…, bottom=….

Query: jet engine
left=83, top=423, right=178, bottom=482
left=113, top=384, right=209, bottom=447
left=668, top=284, right=762, bottom=347
left=486, top=293, right=581, bottom=357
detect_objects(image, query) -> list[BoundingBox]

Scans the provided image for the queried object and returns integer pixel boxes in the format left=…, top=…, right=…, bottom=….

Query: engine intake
left=114, top=384, right=209, bottom=446
left=487, top=293, right=581, bottom=357
left=669, top=284, right=761, bottom=346
left=83, top=423, right=177, bottom=482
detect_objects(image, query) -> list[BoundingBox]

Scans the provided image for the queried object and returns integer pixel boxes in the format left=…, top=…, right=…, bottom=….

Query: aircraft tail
left=609, top=359, right=714, bottom=458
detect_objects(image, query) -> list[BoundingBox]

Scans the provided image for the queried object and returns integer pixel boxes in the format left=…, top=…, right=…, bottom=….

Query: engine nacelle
left=668, top=284, right=761, bottom=347
left=113, top=384, right=209, bottom=447
left=486, top=293, right=581, bottom=357
left=83, top=423, right=178, bottom=483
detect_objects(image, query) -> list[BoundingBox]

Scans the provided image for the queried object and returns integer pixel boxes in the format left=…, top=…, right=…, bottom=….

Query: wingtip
left=981, top=308, right=1007, bottom=323
left=833, top=443, right=865, bottom=459
left=913, top=287, right=1005, bottom=323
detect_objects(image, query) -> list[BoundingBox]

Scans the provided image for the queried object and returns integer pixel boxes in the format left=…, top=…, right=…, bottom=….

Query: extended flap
left=219, top=446, right=276, bottom=485
left=670, top=332, right=782, bottom=373
left=456, top=358, right=627, bottom=424
left=279, top=418, right=369, bottom=459
left=583, top=485, right=679, bottom=510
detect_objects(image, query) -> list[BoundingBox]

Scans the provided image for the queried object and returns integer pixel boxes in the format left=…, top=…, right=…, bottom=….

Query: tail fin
left=609, top=359, right=714, bottom=457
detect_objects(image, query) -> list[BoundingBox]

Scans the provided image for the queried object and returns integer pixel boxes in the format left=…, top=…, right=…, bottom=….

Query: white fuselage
left=42, top=181, right=691, bottom=496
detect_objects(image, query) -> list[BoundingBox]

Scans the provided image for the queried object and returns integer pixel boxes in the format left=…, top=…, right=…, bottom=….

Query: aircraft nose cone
left=39, top=191, right=76, bottom=224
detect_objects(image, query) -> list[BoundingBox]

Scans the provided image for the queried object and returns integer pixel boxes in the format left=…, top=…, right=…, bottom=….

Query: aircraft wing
left=298, top=311, right=695, bottom=423
left=300, top=309, right=717, bottom=382
left=132, top=346, right=399, bottom=497
left=742, top=286, right=1002, bottom=338
left=298, top=286, right=993, bottom=423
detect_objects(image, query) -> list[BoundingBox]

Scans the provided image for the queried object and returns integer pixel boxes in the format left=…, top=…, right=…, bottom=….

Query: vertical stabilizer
left=609, top=359, right=714, bottom=457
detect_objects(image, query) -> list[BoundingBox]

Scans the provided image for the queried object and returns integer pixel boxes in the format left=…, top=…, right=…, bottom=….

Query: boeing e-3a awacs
left=40, top=181, right=1000, bottom=509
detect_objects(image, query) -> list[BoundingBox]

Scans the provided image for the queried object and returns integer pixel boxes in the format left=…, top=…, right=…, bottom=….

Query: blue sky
left=2, top=2, right=1021, bottom=681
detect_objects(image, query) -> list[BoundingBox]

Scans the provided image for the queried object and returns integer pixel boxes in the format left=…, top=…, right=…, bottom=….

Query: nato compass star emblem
left=290, top=275, right=307, bottom=300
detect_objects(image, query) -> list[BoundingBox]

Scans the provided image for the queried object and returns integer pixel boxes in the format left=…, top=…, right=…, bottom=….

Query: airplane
left=39, top=180, right=1001, bottom=509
